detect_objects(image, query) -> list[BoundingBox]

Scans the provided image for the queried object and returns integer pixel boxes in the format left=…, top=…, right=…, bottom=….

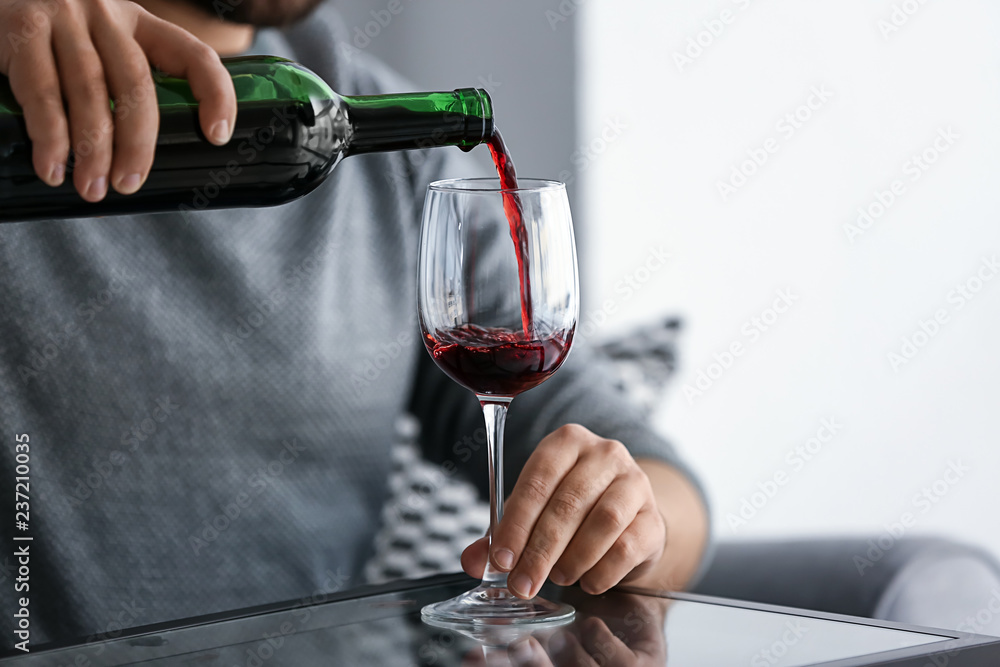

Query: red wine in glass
left=426, top=324, right=574, bottom=397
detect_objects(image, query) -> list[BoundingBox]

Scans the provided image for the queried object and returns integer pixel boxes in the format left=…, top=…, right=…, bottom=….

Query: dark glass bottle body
left=0, top=56, right=493, bottom=222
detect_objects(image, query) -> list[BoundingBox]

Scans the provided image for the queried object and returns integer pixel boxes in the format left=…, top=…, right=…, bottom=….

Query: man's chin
left=183, top=0, right=326, bottom=27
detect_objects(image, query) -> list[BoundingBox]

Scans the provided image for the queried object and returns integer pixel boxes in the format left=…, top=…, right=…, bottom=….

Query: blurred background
left=339, top=1, right=1000, bottom=562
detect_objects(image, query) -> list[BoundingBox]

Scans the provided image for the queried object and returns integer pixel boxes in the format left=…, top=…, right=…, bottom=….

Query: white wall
left=580, top=1, right=1000, bottom=560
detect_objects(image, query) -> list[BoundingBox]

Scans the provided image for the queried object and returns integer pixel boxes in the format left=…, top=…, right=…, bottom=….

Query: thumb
left=461, top=535, right=490, bottom=578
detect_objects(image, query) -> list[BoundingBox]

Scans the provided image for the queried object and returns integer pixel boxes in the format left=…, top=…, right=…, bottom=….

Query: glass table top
left=3, top=574, right=997, bottom=666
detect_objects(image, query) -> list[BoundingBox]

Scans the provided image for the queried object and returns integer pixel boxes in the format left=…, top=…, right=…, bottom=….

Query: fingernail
left=48, top=163, right=65, bottom=186
left=550, top=568, right=568, bottom=586
left=211, top=119, right=230, bottom=144
left=509, top=573, right=533, bottom=598
left=86, top=177, right=107, bottom=201
left=116, top=173, right=142, bottom=195
left=548, top=633, right=567, bottom=656
left=493, top=548, right=514, bottom=570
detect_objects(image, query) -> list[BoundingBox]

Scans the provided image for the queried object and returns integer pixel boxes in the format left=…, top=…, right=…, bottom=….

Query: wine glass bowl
left=417, top=177, right=579, bottom=628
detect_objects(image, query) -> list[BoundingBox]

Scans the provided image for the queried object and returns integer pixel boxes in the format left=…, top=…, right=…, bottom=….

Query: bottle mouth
left=454, top=88, right=494, bottom=147
left=477, top=89, right=495, bottom=139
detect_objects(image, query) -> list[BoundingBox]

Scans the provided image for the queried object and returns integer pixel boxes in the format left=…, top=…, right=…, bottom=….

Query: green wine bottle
left=0, top=56, right=494, bottom=222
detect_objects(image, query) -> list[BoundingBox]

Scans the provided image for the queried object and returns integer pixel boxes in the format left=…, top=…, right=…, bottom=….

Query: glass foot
left=422, top=581, right=574, bottom=635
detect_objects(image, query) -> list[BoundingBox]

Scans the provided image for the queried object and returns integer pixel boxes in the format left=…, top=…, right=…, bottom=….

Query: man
left=0, top=0, right=709, bottom=648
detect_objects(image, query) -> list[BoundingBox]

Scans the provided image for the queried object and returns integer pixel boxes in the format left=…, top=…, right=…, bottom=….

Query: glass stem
left=479, top=397, right=512, bottom=589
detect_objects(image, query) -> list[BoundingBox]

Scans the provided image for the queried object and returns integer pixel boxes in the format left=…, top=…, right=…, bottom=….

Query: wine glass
left=417, top=177, right=579, bottom=629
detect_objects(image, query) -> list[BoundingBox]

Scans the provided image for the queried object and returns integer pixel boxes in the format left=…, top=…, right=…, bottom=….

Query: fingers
left=6, top=32, right=68, bottom=187
left=505, top=445, right=628, bottom=599
left=1, top=0, right=229, bottom=197
left=3, top=1, right=232, bottom=197
left=550, top=474, right=646, bottom=590
left=461, top=535, right=489, bottom=579
left=496, top=424, right=669, bottom=600
left=490, top=425, right=584, bottom=579
left=496, top=425, right=639, bottom=599
left=50, top=6, right=112, bottom=202
left=579, top=510, right=663, bottom=595
left=90, top=7, right=158, bottom=195
left=134, top=11, right=235, bottom=145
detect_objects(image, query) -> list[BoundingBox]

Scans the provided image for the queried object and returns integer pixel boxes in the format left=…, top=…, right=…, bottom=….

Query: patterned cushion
left=364, top=415, right=490, bottom=583
left=598, top=317, right=681, bottom=416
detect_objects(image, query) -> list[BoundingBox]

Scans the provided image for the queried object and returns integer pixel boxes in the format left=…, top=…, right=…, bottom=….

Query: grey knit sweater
left=0, top=5, right=704, bottom=649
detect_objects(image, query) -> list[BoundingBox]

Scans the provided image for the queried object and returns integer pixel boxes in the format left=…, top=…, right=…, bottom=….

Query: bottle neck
left=340, top=88, right=494, bottom=157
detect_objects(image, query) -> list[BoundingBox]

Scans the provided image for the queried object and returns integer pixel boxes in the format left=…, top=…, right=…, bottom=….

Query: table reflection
left=444, top=590, right=670, bottom=666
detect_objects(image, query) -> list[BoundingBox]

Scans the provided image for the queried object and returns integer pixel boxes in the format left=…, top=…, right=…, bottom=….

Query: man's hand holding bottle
left=0, top=0, right=235, bottom=200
